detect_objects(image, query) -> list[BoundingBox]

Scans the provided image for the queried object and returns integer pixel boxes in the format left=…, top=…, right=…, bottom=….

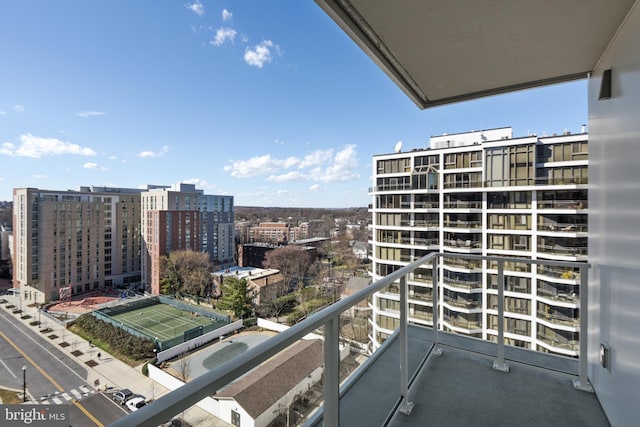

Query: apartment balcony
left=442, top=239, right=482, bottom=251
left=537, top=309, right=580, bottom=328
left=537, top=265, right=581, bottom=282
left=538, top=285, right=580, bottom=304
left=413, top=202, right=439, bottom=209
left=442, top=220, right=482, bottom=229
left=442, top=200, right=482, bottom=209
left=442, top=295, right=482, bottom=311
left=369, top=183, right=414, bottom=193
left=441, top=256, right=482, bottom=271
left=442, top=276, right=483, bottom=291
left=113, top=254, right=605, bottom=427
left=412, top=237, right=439, bottom=247
left=537, top=199, right=588, bottom=210
left=537, top=332, right=580, bottom=353
left=538, top=222, right=588, bottom=233
left=538, top=243, right=588, bottom=257
left=535, top=177, right=589, bottom=186
left=442, top=315, right=483, bottom=333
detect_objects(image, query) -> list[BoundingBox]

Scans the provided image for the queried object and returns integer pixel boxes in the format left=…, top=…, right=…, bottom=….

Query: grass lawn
left=0, top=388, right=21, bottom=404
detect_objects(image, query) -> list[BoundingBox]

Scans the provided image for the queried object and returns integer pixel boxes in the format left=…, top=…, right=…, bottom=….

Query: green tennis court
left=110, top=303, right=218, bottom=342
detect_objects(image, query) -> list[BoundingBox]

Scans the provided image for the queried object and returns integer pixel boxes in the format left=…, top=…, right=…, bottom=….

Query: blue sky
left=0, top=1, right=587, bottom=208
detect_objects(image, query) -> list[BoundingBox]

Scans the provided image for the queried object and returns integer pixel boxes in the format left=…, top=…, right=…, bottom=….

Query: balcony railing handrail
left=112, top=253, right=590, bottom=427
left=112, top=253, right=440, bottom=427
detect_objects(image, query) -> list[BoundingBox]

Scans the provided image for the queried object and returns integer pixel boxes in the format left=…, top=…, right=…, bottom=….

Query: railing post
left=398, top=274, right=414, bottom=415
left=324, top=317, right=340, bottom=425
left=493, top=260, right=510, bottom=372
left=573, top=264, right=593, bottom=392
left=432, top=256, right=442, bottom=356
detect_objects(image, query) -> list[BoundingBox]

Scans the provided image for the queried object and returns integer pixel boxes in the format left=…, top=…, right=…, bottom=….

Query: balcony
left=537, top=199, right=588, bottom=210
left=443, top=220, right=482, bottom=229
left=442, top=200, right=482, bottom=209
left=112, top=254, right=604, bottom=427
left=442, top=239, right=482, bottom=250
left=538, top=222, right=588, bottom=233
left=538, top=244, right=588, bottom=257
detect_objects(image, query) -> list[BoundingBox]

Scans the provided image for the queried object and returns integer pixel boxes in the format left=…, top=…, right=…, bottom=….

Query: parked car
left=112, top=389, right=133, bottom=405
left=3, top=288, right=19, bottom=296
left=126, top=396, right=147, bottom=412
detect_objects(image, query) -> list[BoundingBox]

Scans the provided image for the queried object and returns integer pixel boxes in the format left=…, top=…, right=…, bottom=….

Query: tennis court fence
left=91, top=295, right=231, bottom=350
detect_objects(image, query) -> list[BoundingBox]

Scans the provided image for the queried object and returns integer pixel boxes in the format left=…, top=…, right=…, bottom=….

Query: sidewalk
left=1, top=294, right=228, bottom=427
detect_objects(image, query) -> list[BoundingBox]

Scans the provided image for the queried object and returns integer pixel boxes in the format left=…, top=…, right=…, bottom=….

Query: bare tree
left=177, top=352, right=191, bottom=383
left=264, top=246, right=316, bottom=293
left=160, top=250, right=212, bottom=297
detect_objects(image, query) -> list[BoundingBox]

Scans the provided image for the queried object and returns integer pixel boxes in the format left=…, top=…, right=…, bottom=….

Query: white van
left=3, top=288, right=20, bottom=296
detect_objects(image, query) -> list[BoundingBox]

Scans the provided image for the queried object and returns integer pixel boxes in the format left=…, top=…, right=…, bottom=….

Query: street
left=0, top=297, right=131, bottom=426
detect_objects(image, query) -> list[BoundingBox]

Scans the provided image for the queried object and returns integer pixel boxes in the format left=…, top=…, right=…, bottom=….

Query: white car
left=125, top=396, right=147, bottom=412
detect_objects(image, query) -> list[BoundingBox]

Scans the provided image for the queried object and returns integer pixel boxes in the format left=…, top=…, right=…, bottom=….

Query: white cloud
left=0, top=134, right=96, bottom=158
left=316, top=144, right=360, bottom=182
left=267, top=171, right=307, bottom=182
left=187, top=1, right=204, bottom=16
left=32, top=174, right=47, bottom=179
left=276, top=190, right=288, bottom=195
left=0, top=110, right=6, bottom=115
left=83, top=162, right=109, bottom=171
left=108, top=155, right=116, bottom=160
left=181, top=178, right=218, bottom=191
left=244, top=40, right=280, bottom=68
left=309, top=184, right=321, bottom=191
left=224, top=154, right=298, bottom=178
left=211, top=28, right=237, bottom=46
left=225, top=145, right=360, bottom=183
left=222, top=9, right=232, bottom=21
left=13, top=105, right=24, bottom=113
left=299, top=149, right=333, bottom=168
left=138, top=145, right=169, bottom=158
left=76, top=111, right=106, bottom=118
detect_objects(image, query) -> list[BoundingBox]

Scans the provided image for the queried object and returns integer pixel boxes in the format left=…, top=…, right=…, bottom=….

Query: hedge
left=74, top=314, right=155, bottom=361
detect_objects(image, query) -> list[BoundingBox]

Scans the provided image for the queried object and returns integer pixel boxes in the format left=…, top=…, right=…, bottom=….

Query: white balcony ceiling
left=316, top=0, right=636, bottom=108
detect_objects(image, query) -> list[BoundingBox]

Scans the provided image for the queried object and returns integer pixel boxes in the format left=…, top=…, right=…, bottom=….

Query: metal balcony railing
left=537, top=200, right=588, bottom=209
left=538, top=244, right=588, bottom=256
left=111, top=253, right=591, bottom=427
left=443, top=201, right=483, bottom=209
left=538, top=222, right=588, bottom=232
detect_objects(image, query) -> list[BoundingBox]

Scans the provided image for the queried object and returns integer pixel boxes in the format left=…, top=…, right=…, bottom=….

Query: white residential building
left=369, top=127, right=588, bottom=357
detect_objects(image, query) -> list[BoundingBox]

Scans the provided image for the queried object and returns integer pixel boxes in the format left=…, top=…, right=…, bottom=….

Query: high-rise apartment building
left=12, top=183, right=234, bottom=303
left=369, top=127, right=588, bottom=357
left=12, top=186, right=143, bottom=304
left=141, top=183, right=234, bottom=295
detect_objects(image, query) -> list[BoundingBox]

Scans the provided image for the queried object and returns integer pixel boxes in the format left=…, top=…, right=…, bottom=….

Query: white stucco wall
left=588, top=2, right=640, bottom=425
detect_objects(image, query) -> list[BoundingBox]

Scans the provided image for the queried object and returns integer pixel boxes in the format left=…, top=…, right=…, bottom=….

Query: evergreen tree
left=216, top=276, right=255, bottom=319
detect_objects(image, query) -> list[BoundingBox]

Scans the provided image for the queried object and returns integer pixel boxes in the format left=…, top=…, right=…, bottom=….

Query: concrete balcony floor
left=316, top=325, right=609, bottom=427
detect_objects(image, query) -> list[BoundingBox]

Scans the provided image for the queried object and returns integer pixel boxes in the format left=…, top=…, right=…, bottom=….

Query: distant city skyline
left=0, top=1, right=587, bottom=207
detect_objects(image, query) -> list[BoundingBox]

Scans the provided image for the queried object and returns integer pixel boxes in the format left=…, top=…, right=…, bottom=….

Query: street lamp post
left=22, top=365, right=27, bottom=402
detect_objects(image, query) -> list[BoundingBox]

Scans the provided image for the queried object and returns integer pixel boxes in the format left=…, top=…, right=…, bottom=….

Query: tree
left=177, top=351, right=191, bottom=383
left=216, top=276, right=255, bottom=319
left=266, top=293, right=297, bottom=323
left=159, top=250, right=212, bottom=297
left=264, top=246, right=317, bottom=293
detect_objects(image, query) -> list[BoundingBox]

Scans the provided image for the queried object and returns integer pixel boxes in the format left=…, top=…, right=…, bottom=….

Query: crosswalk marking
left=38, top=386, right=95, bottom=405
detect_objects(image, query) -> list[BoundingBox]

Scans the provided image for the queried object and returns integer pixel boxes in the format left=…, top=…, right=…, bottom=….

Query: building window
left=231, top=410, right=241, bottom=427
